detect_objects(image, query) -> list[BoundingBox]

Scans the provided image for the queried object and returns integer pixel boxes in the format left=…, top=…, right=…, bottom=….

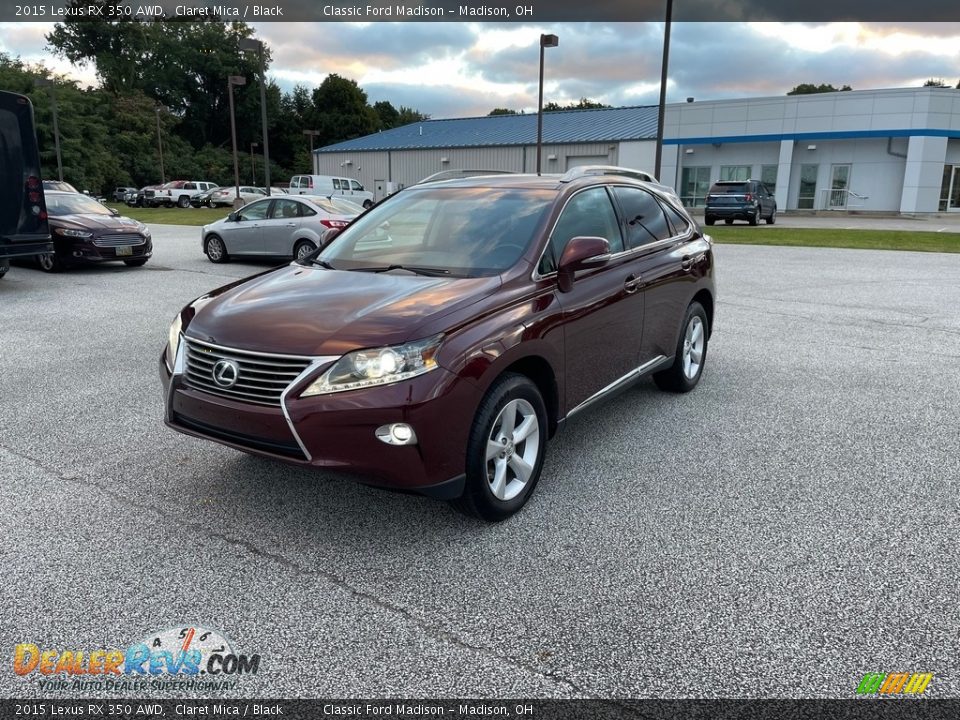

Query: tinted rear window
left=710, top=183, right=748, bottom=194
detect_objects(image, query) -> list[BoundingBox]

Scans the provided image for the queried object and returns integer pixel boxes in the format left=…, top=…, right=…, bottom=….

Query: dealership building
left=313, top=86, right=960, bottom=214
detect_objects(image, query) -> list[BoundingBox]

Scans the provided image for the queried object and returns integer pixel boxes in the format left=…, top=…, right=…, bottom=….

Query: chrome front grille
left=183, top=339, right=314, bottom=407
left=94, top=234, right=145, bottom=247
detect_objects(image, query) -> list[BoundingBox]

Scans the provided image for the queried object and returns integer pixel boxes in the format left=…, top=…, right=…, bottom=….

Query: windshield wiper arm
left=349, top=264, right=450, bottom=276
left=308, top=258, right=335, bottom=269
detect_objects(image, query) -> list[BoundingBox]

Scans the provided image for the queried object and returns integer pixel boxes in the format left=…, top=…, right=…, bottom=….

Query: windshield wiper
left=307, top=258, right=336, bottom=269
left=348, top=264, right=450, bottom=277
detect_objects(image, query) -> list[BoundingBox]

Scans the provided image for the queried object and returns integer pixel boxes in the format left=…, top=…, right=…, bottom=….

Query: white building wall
left=900, top=136, right=948, bottom=213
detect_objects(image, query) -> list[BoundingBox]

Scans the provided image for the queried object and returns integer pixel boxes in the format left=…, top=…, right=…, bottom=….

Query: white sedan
left=207, top=185, right=266, bottom=207
left=200, top=194, right=361, bottom=264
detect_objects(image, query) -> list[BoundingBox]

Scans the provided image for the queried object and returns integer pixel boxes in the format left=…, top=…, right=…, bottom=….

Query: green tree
left=396, top=106, right=429, bottom=125
left=311, top=74, right=379, bottom=145
left=787, top=83, right=852, bottom=95
left=923, top=78, right=948, bottom=87
left=488, top=108, right=518, bottom=115
left=543, top=97, right=611, bottom=111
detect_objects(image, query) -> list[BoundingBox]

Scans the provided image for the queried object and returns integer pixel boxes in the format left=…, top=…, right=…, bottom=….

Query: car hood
left=186, top=264, right=502, bottom=356
left=50, top=214, right=146, bottom=232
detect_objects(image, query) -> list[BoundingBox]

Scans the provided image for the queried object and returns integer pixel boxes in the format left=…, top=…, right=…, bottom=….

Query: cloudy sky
left=1, top=22, right=959, bottom=117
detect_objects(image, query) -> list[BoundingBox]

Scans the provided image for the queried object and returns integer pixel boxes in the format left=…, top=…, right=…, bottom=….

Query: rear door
left=0, top=91, right=51, bottom=260
left=258, top=197, right=303, bottom=255
left=611, top=186, right=704, bottom=362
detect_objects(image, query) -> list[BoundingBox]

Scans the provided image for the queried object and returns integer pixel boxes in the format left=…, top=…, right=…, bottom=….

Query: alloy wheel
left=485, top=398, right=541, bottom=502
left=682, top=315, right=705, bottom=380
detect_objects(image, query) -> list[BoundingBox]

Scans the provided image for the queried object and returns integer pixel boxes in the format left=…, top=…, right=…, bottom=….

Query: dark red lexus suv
left=160, top=169, right=716, bottom=520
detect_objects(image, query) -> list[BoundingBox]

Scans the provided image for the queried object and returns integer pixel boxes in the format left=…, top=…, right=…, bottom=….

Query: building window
left=761, top=165, right=778, bottom=196
left=720, top=165, right=751, bottom=182
left=798, top=164, right=818, bottom=209
left=680, top=167, right=711, bottom=207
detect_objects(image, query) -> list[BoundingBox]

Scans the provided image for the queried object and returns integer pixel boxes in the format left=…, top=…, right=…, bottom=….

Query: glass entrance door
left=941, top=166, right=960, bottom=211
left=828, top=164, right=851, bottom=208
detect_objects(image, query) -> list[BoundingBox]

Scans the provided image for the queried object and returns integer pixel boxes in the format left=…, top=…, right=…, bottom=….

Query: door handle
left=624, top=275, right=642, bottom=293
left=284, top=223, right=297, bottom=227
left=681, top=255, right=693, bottom=271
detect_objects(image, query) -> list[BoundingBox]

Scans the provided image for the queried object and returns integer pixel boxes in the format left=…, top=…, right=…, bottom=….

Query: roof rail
left=418, top=169, right=516, bottom=185
left=560, top=165, right=658, bottom=184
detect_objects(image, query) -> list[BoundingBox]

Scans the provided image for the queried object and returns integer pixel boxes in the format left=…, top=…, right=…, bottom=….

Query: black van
left=0, top=90, right=52, bottom=279
left=703, top=179, right=777, bottom=226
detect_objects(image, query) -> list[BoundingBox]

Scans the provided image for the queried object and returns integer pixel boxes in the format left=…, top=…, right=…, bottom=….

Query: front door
left=545, top=186, right=645, bottom=412
left=829, top=164, right=851, bottom=208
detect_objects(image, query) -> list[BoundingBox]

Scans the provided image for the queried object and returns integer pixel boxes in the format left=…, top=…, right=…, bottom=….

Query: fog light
left=375, top=423, right=417, bottom=446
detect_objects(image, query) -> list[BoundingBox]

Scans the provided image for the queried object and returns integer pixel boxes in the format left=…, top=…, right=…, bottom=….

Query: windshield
left=46, top=193, right=113, bottom=217
left=319, top=186, right=554, bottom=277
left=304, top=196, right=363, bottom=215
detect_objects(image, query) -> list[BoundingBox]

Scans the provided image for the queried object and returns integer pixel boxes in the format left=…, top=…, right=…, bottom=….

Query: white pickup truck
left=145, top=180, right=219, bottom=208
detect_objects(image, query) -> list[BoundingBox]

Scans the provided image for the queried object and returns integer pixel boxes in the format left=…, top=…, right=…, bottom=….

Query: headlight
left=301, top=335, right=443, bottom=396
left=54, top=228, right=93, bottom=238
left=165, top=314, right=183, bottom=372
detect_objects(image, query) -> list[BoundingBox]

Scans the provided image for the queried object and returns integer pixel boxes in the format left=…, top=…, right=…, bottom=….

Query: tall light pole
left=302, top=129, right=320, bottom=173
left=155, top=105, right=166, bottom=184
left=250, top=142, right=258, bottom=185
left=654, top=0, right=673, bottom=182
left=34, top=78, right=63, bottom=181
left=227, top=75, right=247, bottom=209
left=536, top=33, right=559, bottom=176
left=240, top=37, right=271, bottom=195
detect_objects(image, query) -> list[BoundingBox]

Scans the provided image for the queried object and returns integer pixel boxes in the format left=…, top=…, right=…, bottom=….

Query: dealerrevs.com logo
left=856, top=672, right=933, bottom=696
left=13, top=626, right=261, bottom=692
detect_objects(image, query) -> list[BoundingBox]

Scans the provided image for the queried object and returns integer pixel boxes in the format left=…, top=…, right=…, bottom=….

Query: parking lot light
left=228, top=75, right=247, bottom=210
left=536, top=33, right=559, bottom=176
left=240, top=37, right=271, bottom=196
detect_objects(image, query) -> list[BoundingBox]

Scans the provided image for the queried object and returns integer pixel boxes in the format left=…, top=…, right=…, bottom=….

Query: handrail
left=818, top=188, right=868, bottom=210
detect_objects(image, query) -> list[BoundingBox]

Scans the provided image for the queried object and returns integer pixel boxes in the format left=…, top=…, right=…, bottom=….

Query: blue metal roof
left=316, top=106, right=660, bottom=153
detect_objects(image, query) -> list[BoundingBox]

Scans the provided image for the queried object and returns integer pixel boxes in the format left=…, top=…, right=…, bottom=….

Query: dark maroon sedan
left=161, top=170, right=715, bottom=520
left=38, top=191, right=152, bottom=272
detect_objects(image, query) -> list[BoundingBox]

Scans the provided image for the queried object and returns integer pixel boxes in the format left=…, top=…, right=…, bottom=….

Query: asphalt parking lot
left=2, top=224, right=959, bottom=699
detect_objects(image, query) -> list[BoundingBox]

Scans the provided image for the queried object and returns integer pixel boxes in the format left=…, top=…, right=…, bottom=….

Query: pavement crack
left=2, top=442, right=597, bottom=698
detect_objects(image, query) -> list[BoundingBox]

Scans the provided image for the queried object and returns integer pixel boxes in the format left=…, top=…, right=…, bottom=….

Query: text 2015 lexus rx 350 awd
left=160, top=170, right=716, bottom=521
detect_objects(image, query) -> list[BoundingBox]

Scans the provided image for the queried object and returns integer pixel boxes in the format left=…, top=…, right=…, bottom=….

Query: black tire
left=450, top=373, right=548, bottom=522
left=704, top=216, right=715, bottom=226
left=653, top=301, right=709, bottom=394
left=204, top=235, right=229, bottom=263
left=37, top=251, right=65, bottom=273
left=293, top=239, right=317, bottom=262
left=0, top=259, right=9, bottom=279
left=362, top=199, right=373, bottom=209
left=724, top=219, right=734, bottom=225
left=748, top=207, right=759, bottom=226
left=124, top=258, right=148, bottom=267
left=177, top=195, right=190, bottom=208
left=766, top=207, right=776, bottom=225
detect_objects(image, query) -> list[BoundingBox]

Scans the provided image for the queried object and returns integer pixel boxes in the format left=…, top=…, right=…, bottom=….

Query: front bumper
left=159, top=349, right=478, bottom=498
left=55, top=237, right=153, bottom=262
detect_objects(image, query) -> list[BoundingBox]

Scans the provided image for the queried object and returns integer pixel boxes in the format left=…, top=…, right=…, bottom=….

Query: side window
left=270, top=199, right=301, bottom=219
left=300, top=203, right=317, bottom=217
left=332, top=179, right=342, bottom=190
left=661, top=201, right=691, bottom=236
left=184, top=183, right=196, bottom=191
left=350, top=180, right=363, bottom=191
left=539, top=187, right=623, bottom=275
left=237, top=200, right=270, bottom=221
left=290, top=177, right=300, bottom=189
left=612, top=187, right=673, bottom=248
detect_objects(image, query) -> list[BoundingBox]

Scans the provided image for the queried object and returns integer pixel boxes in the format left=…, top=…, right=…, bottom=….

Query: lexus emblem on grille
left=212, top=359, right=240, bottom=388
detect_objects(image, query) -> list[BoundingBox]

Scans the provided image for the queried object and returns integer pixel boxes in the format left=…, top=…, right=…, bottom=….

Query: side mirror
left=320, top=227, right=341, bottom=247
left=109, top=207, right=120, bottom=216
left=556, top=236, right=611, bottom=293
left=227, top=211, right=239, bottom=222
